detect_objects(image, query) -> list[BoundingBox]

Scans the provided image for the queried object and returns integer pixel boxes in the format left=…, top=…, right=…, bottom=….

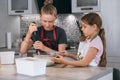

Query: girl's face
left=81, top=21, right=96, bottom=39
left=40, top=14, right=56, bottom=31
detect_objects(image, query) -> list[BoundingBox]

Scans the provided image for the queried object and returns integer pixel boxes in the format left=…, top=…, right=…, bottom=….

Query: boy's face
left=40, top=14, right=56, bottom=31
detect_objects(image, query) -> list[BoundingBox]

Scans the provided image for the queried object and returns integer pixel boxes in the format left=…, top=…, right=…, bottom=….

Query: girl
left=51, top=13, right=106, bottom=67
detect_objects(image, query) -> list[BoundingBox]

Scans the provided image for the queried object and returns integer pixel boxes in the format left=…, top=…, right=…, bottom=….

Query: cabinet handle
left=15, top=11, right=24, bottom=13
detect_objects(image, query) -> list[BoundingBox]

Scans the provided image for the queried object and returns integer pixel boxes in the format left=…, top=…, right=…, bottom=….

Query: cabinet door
left=8, top=0, right=38, bottom=15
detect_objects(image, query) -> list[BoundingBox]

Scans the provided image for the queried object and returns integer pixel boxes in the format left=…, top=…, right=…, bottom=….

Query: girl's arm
left=52, top=47, right=98, bottom=67
left=67, top=52, right=77, bottom=60
left=60, top=50, right=77, bottom=60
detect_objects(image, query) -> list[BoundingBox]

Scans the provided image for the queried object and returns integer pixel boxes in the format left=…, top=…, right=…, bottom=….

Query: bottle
left=7, top=32, right=12, bottom=49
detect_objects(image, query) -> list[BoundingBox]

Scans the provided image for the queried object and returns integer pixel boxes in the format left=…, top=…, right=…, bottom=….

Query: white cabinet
left=71, top=0, right=101, bottom=13
left=8, top=0, right=38, bottom=15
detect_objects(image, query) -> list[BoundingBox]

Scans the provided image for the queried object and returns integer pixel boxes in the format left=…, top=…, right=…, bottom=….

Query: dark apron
left=41, top=26, right=58, bottom=50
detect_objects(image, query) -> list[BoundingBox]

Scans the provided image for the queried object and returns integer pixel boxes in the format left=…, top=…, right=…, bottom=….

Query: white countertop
left=0, top=64, right=113, bottom=80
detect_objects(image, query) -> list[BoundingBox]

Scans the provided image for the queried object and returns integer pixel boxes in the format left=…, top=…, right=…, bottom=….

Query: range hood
left=37, top=0, right=71, bottom=14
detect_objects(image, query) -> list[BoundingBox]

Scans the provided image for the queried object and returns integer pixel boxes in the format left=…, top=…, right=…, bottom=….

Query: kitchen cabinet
left=71, top=0, right=101, bottom=13
left=8, top=0, right=38, bottom=15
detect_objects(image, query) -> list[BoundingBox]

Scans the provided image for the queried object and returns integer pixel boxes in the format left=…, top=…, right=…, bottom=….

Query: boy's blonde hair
left=40, top=0, right=57, bottom=18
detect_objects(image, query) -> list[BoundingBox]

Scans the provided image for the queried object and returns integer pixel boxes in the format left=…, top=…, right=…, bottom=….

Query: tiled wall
left=20, top=13, right=83, bottom=47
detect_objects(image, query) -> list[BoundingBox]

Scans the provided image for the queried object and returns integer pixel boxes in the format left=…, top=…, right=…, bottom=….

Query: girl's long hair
left=98, top=28, right=106, bottom=67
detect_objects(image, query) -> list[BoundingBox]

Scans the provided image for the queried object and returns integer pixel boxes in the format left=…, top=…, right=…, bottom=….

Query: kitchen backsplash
left=20, top=13, right=83, bottom=47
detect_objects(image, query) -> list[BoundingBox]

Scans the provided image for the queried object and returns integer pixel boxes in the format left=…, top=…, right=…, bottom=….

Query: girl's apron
left=77, top=40, right=98, bottom=66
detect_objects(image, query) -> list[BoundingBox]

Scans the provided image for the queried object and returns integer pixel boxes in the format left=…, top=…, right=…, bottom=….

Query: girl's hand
left=28, top=22, right=38, bottom=34
left=51, top=55, right=65, bottom=64
left=33, top=41, right=45, bottom=50
left=59, top=50, right=70, bottom=57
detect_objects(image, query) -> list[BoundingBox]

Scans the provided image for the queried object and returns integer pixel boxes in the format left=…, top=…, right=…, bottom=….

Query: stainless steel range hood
left=36, top=0, right=71, bottom=14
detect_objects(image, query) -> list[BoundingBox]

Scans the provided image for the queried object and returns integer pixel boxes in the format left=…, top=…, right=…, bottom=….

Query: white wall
left=101, top=0, right=120, bottom=56
left=0, top=0, right=20, bottom=47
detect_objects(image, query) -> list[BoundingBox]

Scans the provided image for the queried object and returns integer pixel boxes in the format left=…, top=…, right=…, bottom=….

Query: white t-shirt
left=77, top=36, right=103, bottom=66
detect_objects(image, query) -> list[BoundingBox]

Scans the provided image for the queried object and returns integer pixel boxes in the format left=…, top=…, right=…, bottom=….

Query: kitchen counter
left=0, top=48, right=113, bottom=80
left=0, top=47, right=16, bottom=51
left=0, top=64, right=113, bottom=80
left=0, top=47, right=78, bottom=57
left=0, top=47, right=20, bottom=55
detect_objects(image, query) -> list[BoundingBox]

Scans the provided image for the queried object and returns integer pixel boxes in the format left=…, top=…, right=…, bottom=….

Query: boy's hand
left=28, top=22, right=38, bottom=34
left=33, top=41, right=45, bottom=50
